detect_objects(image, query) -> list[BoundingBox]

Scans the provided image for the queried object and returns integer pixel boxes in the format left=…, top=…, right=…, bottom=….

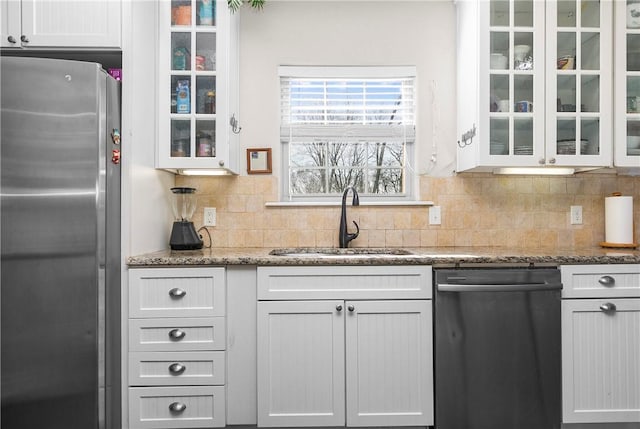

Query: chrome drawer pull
left=169, top=363, right=186, bottom=374
left=169, top=287, right=187, bottom=298
left=348, top=304, right=355, bottom=312
left=168, top=328, right=186, bottom=340
left=168, top=402, right=187, bottom=413
left=336, top=304, right=343, bottom=312
left=600, top=302, right=617, bottom=313
left=598, top=275, right=615, bottom=287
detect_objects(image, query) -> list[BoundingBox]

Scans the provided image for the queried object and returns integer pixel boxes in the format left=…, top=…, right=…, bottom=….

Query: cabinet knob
left=20, top=35, right=29, bottom=43
left=169, top=287, right=187, bottom=298
left=168, top=328, right=186, bottom=340
left=598, top=275, right=615, bottom=287
left=7, top=35, right=16, bottom=44
left=218, top=160, right=225, bottom=167
left=548, top=157, right=556, bottom=164
left=168, top=402, right=187, bottom=413
left=336, top=304, right=343, bottom=312
left=538, top=158, right=546, bottom=165
left=347, top=304, right=355, bottom=312
left=169, top=363, right=186, bottom=374
left=600, top=302, right=617, bottom=313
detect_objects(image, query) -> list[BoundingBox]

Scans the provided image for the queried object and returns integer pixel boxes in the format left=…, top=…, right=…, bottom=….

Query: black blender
left=169, top=187, right=203, bottom=250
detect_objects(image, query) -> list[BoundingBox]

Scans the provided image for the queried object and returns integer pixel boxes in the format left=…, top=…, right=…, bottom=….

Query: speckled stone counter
left=127, top=246, right=640, bottom=267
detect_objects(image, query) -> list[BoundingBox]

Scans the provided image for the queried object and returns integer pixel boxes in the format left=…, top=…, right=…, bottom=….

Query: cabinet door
left=562, top=299, right=640, bottom=423
left=1, top=0, right=21, bottom=47
left=614, top=0, right=640, bottom=168
left=546, top=0, right=613, bottom=166
left=345, top=300, right=433, bottom=427
left=157, top=0, right=239, bottom=172
left=481, top=0, right=546, bottom=166
left=257, top=300, right=345, bottom=427
left=20, top=0, right=121, bottom=48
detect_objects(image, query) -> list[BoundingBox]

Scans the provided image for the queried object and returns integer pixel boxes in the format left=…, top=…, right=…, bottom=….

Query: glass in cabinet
left=546, top=0, right=612, bottom=166
left=614, top=0, right=640, bottom=168
left=158, top=0, right=239, bottom=172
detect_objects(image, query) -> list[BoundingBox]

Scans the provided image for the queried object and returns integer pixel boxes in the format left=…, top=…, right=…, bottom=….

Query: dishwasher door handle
left=437, top=282, right=563, bottom=292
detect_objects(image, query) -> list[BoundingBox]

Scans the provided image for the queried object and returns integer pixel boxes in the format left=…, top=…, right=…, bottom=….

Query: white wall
left=122, top=0, right=174, bottom=255
left=238, top=0, right=458, bottom=186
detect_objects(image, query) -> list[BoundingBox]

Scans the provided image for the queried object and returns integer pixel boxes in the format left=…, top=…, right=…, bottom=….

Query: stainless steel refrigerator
left=1, top=56, right=121, bottom=429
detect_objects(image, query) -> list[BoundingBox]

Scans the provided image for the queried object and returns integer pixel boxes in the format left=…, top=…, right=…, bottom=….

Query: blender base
left=169, top=221, right=204, bottom=250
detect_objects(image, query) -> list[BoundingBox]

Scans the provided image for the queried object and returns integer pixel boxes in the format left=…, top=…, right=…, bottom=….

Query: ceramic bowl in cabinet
left=514, top=45, right=531, bottom=60
left=490, top=53, right=508, bottom=70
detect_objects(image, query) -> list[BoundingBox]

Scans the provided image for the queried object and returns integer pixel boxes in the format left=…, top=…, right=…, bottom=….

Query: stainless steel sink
left=269, top=248, right=415, bottom=258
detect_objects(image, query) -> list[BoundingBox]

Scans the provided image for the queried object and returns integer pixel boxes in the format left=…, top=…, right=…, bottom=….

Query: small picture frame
left=247, top=148, right=272, bottom=174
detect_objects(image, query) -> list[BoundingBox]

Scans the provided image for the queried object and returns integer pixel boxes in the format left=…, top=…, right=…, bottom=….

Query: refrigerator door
left=1, top=57, right=105, bottom=429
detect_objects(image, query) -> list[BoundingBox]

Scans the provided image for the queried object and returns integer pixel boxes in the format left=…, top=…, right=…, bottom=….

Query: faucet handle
left=348, top=221, right=360, bottom=242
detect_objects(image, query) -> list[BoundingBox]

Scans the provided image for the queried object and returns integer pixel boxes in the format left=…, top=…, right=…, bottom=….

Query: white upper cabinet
left=156, top=0, right=239, bottom=173
left=614, top=0, right=640, bottom=170
left=1, top=0, right=121, bottom=49
left=456, top=0, right=613, bottom=172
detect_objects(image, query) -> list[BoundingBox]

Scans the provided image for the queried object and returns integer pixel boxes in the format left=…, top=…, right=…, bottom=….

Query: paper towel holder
left=599, top=192, right=638, bottom=249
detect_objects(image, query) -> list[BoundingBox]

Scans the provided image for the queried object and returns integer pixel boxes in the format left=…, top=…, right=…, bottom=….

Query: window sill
left=265, top=201, right=434, bottom=208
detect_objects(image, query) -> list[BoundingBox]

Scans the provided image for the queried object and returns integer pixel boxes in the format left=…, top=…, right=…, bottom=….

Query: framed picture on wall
left=247, top=148, right=272, bottom=174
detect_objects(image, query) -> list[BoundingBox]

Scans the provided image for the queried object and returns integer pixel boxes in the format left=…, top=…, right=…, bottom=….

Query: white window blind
left=279, top=66, right=416, bottom=200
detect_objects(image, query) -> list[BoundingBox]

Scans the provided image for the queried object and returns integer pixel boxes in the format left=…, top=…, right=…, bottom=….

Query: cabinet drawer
left=129, top=268, right=225, bottom=318
left=561, top=264, right=640, bottom=298
left=129, top=317, right=226, bottom=352
left=257, top=265, right=432, bottom=300
left=129, top=351, right=225, bottom=386
left=129, top=386, right=225, bottom=428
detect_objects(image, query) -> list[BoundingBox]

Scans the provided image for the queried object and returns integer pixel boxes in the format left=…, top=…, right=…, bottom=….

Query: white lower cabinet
left=256, top=265, right=434, bottom=428
left=127, top=267, right=227, bottom=429
left=561, top=265, right=640, bottom=424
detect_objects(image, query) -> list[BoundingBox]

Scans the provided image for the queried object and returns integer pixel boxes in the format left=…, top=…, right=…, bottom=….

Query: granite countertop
left=127, top=246, right=640, bottom=267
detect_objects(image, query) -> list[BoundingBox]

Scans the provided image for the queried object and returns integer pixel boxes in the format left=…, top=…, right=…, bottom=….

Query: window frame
left=279, top=66, right=417, bottom=203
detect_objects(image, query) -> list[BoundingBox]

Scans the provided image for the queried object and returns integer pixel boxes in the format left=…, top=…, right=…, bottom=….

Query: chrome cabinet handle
left=168, top=402, right=187, bottom=413
left=20, top=35, right=29, bottom=43
left=598, top=275, right=615, bottom=287
left=169, top=287, right=187, bottom=298
left=548, top=157, right=556, bottom=164
left=169, top=363, right=186, bottom=374
left=347, top=305, right=355, bottom=312
left=336, top=304, right=343, bottom=312
left=600, top=302, right=617, bottom=312
left=7, top=35, right=16, bottom=43
left=168, top=328, right=186, bottom=340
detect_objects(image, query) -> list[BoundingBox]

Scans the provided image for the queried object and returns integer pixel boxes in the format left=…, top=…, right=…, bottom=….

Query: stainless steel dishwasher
left=434, top=268, right=562, bottom=429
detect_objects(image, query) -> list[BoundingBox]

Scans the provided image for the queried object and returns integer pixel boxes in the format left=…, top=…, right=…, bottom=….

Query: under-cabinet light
left=493, top=167, right=576, bottom=175
left=177, top=169, right=234, bottom=176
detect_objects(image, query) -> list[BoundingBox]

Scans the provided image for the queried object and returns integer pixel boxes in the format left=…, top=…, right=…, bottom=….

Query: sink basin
left=269, top=248, right=414, bottom=258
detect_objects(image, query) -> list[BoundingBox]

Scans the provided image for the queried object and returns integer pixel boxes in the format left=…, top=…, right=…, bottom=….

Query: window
left=280, top=66, right=416, bottom=202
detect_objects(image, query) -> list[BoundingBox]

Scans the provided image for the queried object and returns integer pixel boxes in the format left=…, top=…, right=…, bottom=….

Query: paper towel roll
left=605, top=194, right=634, bottom=245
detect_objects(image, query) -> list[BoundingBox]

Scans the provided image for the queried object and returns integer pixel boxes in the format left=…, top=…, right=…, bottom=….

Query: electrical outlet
left=429, top=206, right=442, bottom=225
left=570, top=205, right=582, bottom=225
left=204, top=207, right=217, bottom=226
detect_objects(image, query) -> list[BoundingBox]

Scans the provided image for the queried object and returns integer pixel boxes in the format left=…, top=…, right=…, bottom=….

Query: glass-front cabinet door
left=615, top=0, right=640, bottom=168
left=456, top=0, right=614, bottom=172
left=483, top=0, right=546, bottom=166
left=157, top=0, right=239, bottom=172
left=546, top=0, right=612, bottom=167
